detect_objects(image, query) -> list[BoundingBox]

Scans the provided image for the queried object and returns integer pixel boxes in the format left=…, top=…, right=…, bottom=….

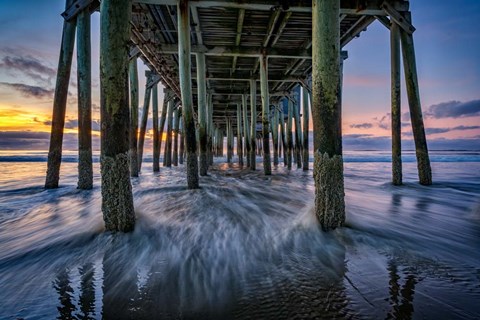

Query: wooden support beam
left=391, top=22, right=402, bottom=185
left=249, top=79, right=257, bottom=170
left=46, top=0, right=77, bottom=189
left=340, top=15, right=376, bottom=47
left=173, top=107, right=180, bottom=166
left=137, top=73, right=153, bottom=172
left=382, top=1, right=415, bottom=34
left=129, top=58, right=139, bottom=177
left=259, top=55, right=272, bottom=175
left=400, top=12, right=432, bottom=185
left=99, top=0, right=135, bottom=232
left=279, top=104, right=287, bottom=166
left=134, top=0, right=410, bottom=15
left=152, top=84, right=160, bottom=172
left=302, top=85, right=309, bottom=171
left=197, top=52, right=208, bottom=176
left=272, top=103, right=279, bottom=166
left=376, top=15, right=391, bottom=29
left=158, top=89, right=171, bottom=167
left=77, top=8, right=93, bottom=189
left=165, top=98, right=174, bottom=167
left=236, top=103, right=244, bottom=166
left=178, top=0, right=199, bottom=188
left=242, top=94, right=251, bottom=168
left=179, top=116, right=185, bottom=164
left=129, top=45, right=141, bottom=60
left=231, top=8, right=245, bottom=74
left=293, top=88, right=303, bottom=169
left=312, top=0, right=345, bottom=230
left=159, top=44, right=312, bottom=59
left=286, top=98, right=293, bottom=170
left=207, top=94, right=214, bottom=166
left=61, top=0, right=97, bottom=21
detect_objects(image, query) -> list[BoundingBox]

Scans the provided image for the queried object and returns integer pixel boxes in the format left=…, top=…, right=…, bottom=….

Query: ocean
left=0, top=150, right=479, bottom=319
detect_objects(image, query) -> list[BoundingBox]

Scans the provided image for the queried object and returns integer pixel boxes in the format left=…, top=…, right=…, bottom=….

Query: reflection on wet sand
left=386, top=260, right=417, bottom=319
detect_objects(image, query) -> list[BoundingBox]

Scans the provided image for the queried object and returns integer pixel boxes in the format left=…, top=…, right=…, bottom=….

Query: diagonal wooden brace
left=381, top=2, right=415, bottom=34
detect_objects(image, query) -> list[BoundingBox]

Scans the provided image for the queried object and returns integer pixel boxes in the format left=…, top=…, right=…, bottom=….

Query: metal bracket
left=61, top=0, right=97, bottom=21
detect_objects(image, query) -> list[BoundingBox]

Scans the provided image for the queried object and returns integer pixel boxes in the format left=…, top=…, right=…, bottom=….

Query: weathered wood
left=99, top=0, right=135, bottom=232
left=159, top=89, right=170, bottom=167
left=128, top=59, right=139, bottom=177
left=178, top=0, right=199, bottom=188
left=77, top=8, right=93, bottom=189
left=227, top=118, right=233, bottom=163
left=312, top=0, right=345, bottom=230
left=45, top=0, right=77, bottom=189
left=272, top=105, right=279, bottom=166
left=152, top=85, right=160, bottom=172
left=286, top=98, right=293, bottom=170
left=259, top=55, right=272, bottom=175
left=293, top=89, right=303, bottom=169
left=279, top=105, right=287, bottom=166
left=165, top=99, right=174, bottom=167
left=249, top=79, right=257, bottom=170
left=173, top=106, right=180, bottom=166
left=302, top=86, right=309, bottom=170
left=179, top=117, right=185, bottom=164
left=391, top=22, right=402, bottom=185
left=242, top=94, right=250, bottom=168
left=196, top=52, right=208, bottom=175
left=236, top=103, right=244, bottom=166
left=207, top=94, right=214, bottom=166
left=400, top=12, right=432, bottom=186
left=137, top=76, right=153, bottom=172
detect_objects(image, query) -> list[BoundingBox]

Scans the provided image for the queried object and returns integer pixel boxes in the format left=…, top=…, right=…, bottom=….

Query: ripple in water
left=0, top=159, right=479, bottom=319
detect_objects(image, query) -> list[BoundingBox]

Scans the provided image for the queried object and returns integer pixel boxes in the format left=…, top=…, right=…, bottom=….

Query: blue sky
left=0, top=0, right=479, bottom=150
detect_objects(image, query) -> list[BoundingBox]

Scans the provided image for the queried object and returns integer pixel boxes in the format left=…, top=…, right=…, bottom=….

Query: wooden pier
left=46, top=0, right=432, bottom=231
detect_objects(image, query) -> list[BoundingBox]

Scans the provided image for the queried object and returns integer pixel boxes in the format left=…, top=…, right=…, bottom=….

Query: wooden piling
left=312, top=0, right=345, bottom=230
left=137, top=74, right=153, bottom=172
left=173, top=106, right=180, bottom=166
left=249, top=79, right=257, bottom=170
left=207, top=94, right=214, bottom=166
left=179, top=117, right=185, bottom=164
left=391, top=22, right=402, bottom=185
left=302, top=86, right=309, bottom=170
left=99, top=0, right=135, bottom=232
left=400, top=12, right=432, bottom=186
left=45, top=0, right=76, bottom=189
left=152, top=85, right=160, bottom=172
left=279, top=105, right=287, bottom=166
left=242, top=94, right=250, bottom=168
left=159, top=89, right=170, bottom=167
left=128, top=59, right=139, bottom=177
left=77, top=8, right=93, bottom=189
left=286, top=98, right=293, bottom=170
left=178, top=0, right=199, bottom=188
left=165, top=99, right=174, bottom=167
left=259, top=55, right=272, bottom=175
left=196, top=52, right=208, bottom=175
left=293, top=90, right=303, bottom=169
left=236, top=103, right=244, bottom=166
left=227, top=118, right=233, bottom=163
left=272, top=105, right=279, bottom=166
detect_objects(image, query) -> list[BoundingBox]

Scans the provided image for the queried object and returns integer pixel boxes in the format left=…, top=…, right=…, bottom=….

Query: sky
left=0, top=0, right=479, bottom=151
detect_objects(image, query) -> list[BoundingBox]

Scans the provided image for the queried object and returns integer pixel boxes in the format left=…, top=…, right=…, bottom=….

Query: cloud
left=425, top=99, right=480, bottom=119
left=0, top=131, right=100, bottom=151
left=349, top=122, right=373, bottom=129
left=0, top=55, right=56, bottom=84
left=403, top=125, right=480, bottom=136
left=0, top=82, right=54, bottom=99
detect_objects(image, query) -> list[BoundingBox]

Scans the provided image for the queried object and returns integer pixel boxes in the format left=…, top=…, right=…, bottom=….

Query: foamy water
left=0, top=152, right=479, bottom=319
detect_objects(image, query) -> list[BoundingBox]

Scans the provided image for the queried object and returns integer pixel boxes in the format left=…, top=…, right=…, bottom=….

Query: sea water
left=0, top=150, right=479, bottom=319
